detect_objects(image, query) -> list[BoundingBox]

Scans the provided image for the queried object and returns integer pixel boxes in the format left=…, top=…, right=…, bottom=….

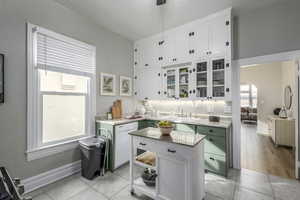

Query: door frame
left=232, top=50, right=300, bottom=179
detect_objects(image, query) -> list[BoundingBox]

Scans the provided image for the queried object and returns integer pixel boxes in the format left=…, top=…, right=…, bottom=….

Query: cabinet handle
left=226, top=63, right=230, bottom=68
left=164, top=91, right=167, bottom=95
left=139, top=142, right=147, bottom=146
left=209, top=157, right=215, bottom=161
left=193, top=68, right=196, bottom=72
left=189, top=90, right=192, bottom=94
left=158, top=91, right=161, bottom=95
left=158, top=73, right=160, bottom=76
left=164, top=73, right=166, bottom=77
left=226, top=42, right=230, bottom=46
left=168, top=149, right=176, bottom=153
left=145, top=97, right=148, bottom=100
left=134, top=48, right=138, bottom=52
left=134, top=62, right=137, bottom=65
left=193, top=90, right=195, bottom=94
left=145, top=64, right=149, bottom=67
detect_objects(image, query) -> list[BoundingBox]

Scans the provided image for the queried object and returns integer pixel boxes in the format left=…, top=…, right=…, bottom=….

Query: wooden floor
left=241, top=123, right=295, bottom=179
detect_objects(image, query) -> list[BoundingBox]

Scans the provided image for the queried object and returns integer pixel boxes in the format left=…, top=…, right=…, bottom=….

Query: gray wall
left=234, top=0, right=300, bottom=172
left=234, top=0, right=300, bottom=60
left=0, top=0, right=133, bottom=179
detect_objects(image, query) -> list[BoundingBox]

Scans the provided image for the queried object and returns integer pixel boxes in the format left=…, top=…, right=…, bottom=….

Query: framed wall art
left=120, top=76, right=132, bottom=96
left=100, top=73, right=116, bottom=96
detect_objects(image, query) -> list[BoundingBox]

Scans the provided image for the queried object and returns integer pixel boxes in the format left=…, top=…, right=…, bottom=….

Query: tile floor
left=25, top=165, right=300, bottom=200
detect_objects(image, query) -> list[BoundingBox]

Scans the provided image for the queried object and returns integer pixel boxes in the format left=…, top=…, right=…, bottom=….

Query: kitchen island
left=129, top=127, right=206, bottom=200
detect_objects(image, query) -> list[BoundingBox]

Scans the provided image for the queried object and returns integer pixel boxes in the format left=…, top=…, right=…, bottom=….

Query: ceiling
left=53, top=0, right=285, bottom=41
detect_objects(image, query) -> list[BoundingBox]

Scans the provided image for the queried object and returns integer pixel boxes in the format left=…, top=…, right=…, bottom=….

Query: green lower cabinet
left=204, top=135, right=226, bottom=156
left=175, top=123, right=196, bottom=133
left=204, top=153, right=226, bottom=176
left=197, top=125, right=226, bottom=137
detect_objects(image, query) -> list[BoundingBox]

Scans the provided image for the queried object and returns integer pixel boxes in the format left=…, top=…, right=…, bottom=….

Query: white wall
left=281, top=61, right=297, bottom=118
left=240, top=63, right=283, bottom=124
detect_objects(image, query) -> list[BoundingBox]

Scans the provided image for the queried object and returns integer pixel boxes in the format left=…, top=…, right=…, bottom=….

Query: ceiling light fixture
left=157, top=0, right=166, bottom=6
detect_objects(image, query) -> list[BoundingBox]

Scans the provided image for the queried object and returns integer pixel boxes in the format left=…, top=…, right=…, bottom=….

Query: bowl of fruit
left=158, top=121, right=173, bottom=136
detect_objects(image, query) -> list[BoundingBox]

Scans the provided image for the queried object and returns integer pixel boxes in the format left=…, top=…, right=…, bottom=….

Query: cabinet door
left=178, top=66, right=192, bottom=99
left=163, top=68, right=177, bottom=99
left=134, top=67, right=162, bottom=100
left=174, top=26, right=189, bottom=64
left=209, top=15, right=230, bottom=55
left=194, top=58, right=210, bottom=99
left=163, top=32, right=177, bottom=66
left=210, top=54, right=226, bottom=99
left=157, top=156, right=187, bottom=200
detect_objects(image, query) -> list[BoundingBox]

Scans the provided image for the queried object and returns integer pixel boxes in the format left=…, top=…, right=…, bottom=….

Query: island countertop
left=128, top=127, right=206, bottom=147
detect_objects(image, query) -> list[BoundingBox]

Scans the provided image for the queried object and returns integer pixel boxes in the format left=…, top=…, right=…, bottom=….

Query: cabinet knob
left=158, top=91, right=161, bottom=95
left=209, top=157, right=215, bottom=161
left=168, top=149, right=176, bottom=153
left=209, top=129, right=213, bottom=133
left=164, top=91, right=167, bottom=95
left=193, top=68, right=196, bottom=72
left=189, top=90, right=192, bottom=94
left=158, top=73, right=160, bottom=76
left=139, top=142, right=146, bottom=146
left=145, top=64, right=149, bottom=67
left=209, top=138, right=213, bottom=142
left=193, top=90, right=195, bottom=94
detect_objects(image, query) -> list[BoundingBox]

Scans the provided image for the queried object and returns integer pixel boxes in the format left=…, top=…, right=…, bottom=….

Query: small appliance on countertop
left=209, top=115, right=220, bottom=122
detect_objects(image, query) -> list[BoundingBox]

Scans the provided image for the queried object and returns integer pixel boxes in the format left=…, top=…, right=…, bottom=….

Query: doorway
left=239, top=61, right=296, bottom=179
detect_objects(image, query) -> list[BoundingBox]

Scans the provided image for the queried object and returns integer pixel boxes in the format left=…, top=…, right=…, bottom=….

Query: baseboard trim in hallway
left=22, top=160, right=81, bottom=194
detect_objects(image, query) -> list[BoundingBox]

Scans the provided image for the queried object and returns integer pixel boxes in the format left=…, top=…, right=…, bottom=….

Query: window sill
left=26, top=136, right=93, bottom=161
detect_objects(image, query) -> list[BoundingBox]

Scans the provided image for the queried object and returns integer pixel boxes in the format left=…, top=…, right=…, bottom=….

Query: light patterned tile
left=45, top=175, right=88, bottom=200
left=92, top=173, right=129, bottom=198
left=111, top=186, right=153, bottom=200
left=234, top=187, right=274, bottom=200
left=32, top=193, right=53, bottom=200
left=236, top=169, right=273, bottom=196
left=68, top=188, right=108, bottom=200
left=205, top=173, right=236, bottom=200
left=269, top=175, right=300, bottom=200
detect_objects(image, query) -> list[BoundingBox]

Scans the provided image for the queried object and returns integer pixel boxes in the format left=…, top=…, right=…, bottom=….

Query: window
left=27, top=23, right=96, bottom=160
left=240, top=84, right=257, bottom=108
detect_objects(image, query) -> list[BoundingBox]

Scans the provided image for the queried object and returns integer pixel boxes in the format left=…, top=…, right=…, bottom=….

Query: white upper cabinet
left=133, top=8, right=232, bottom=101
left=134, top=66, right=162, bottom=100
left=209, top=14, right=230, bottom=56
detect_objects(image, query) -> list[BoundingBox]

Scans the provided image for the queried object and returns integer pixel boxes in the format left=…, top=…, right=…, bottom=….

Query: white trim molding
left=22, top=161, right=81, bottom=194
left=233, top=50, right=300, bottom=177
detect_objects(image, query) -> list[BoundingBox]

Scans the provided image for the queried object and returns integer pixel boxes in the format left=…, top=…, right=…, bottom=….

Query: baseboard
left=22, top=160, right=81, bottom=194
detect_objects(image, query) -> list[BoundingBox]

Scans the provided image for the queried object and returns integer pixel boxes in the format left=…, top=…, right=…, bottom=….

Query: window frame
left=27, top=23, right=96, bottom=161
left=240, top=83, right=257, bottom=108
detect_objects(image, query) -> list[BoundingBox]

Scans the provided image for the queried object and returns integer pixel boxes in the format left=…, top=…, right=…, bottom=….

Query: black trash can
left=79, top=137, right=106, bottom=180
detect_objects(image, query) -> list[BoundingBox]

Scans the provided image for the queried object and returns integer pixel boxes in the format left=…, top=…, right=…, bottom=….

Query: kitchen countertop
left=129, top=127, right=206, bottom=147
left=96, top=115, right=232, bottom=128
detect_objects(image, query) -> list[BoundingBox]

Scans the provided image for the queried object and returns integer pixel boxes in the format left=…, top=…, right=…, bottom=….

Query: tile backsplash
left=137, top=100, right=232, bottom=116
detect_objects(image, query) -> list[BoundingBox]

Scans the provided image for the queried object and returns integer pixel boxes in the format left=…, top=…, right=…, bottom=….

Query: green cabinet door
left=147, top=120, right=159, bottom=128
left=204, top=135, right=226, bottom=156
left=196, top=125, right=226, bottom=137
left=175, top=123, right=196, bottom=133
left=138, top=120, right=148, bottom=130
left=204, top=153, right=226, bottom=176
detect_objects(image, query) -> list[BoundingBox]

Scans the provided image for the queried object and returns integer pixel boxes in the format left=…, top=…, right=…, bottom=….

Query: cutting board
left=112, top=100, right=122, bottom=119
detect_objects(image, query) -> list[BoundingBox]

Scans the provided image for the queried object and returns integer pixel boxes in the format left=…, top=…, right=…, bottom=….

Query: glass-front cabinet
left=166, top=69, right=176, bottom=98
left=212, top=58, right=225, bottom=98
left=163, top=65, right=192, bottom=99
left=196, top=60, right=209, bottom=98
left=193, top=55, right=226, bottom=100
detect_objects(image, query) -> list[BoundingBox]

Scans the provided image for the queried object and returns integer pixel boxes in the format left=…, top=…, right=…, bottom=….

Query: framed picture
left=120, top=76, right=132, bottom=96
left=100, top=73, right=116, bottom=96
left=0, top=54, right=4, bottom=103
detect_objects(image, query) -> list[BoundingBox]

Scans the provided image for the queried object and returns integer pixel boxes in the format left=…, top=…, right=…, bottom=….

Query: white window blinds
left=35, top=27, right=96, bottom=75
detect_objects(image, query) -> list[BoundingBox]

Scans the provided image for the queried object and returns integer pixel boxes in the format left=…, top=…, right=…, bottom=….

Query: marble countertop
left=96, top=115, right=232, bottom=128
left=129, top=127, right=206, bottom=147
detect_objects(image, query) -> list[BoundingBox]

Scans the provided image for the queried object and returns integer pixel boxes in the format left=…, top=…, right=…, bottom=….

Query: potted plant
left=158, top=121, right=173, bottom=136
